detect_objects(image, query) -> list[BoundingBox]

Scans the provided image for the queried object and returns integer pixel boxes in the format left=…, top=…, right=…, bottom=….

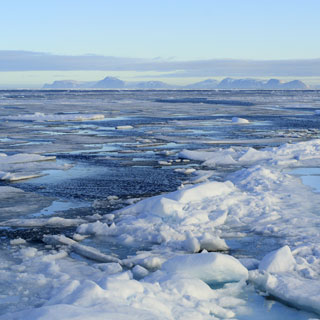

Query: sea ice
left=116, top=125, right=134, bottom=129
left=0, top=152, right=71, bottom=182
left=0, top=217, right=86, bottom=228
left=179, top=139, right=320, bottom=168
left=43, top=235, right=121, bottom=264
left=259, top=245, right=296, bottom=273
left=0, top=153, right=56, bottom=164
left=0, top=186, right=53, bottom=219
left=161, top=252, right=248, bottom=283
left=250, top=271, right=320, bottom=315
left=2, top=92, right=320, bottom=319
left=232, top=117, right=250, bottom=124
left=3, top=112, right=105, bottom=122
left=10, top=238, right=27, bottom=246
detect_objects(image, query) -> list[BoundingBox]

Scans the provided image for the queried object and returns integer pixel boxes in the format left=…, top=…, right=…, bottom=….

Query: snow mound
left=168, top=181, right=234, bottom=203
left=232, top=117, right=250, bottom=124
left=180, top=139, right=320, bottom=167
left=10, top=238, right=27, bottom=245
left=259, top=245, right=296, bottom=273
left=77, top=181, right=235, bottom=256
left=162, top=252, right=248, bottom=283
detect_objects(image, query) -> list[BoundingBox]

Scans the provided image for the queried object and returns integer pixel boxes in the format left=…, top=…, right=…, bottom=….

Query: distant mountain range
left=43, top=76, right=308, bottom=90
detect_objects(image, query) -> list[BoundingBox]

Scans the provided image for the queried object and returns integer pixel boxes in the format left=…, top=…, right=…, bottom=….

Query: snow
left=161, top=252, right=248, bottom=283
left=73, top=140, right=320, bottom=310
left=10, top=238, right=27, bottom=246
left=16, top=139, right=308, bottom=318
left=68, top=138, right=320, bottom=317
left=199, top=233, right=229, bottom=251
left=2, top=89, right=320, bottom=319
left=0, top=245, right=252, bottom=320
left=96, top=263, right=123, bottom=274
left=180, top=139, right=320, bottom=167
left=116, top=125, right=133, bottom=129
left=76, top=180, right=235, bottom=260
left=259, top=245, right=296, bottom=273
left=174, top=167, right=196, bottom=174
left=232, top=117, right=250, bottom=124
left=250, top=271, right=320, bottom=315
left=132, top=265, right=149, bottom=279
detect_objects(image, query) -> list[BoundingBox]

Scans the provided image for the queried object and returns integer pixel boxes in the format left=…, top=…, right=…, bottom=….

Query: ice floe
left=2, top=131, right=320, bottom=317
left=250, top=270, right=320, bottom=315
left=71, top=139, right=320, bottom=316
left=3, top=112, right=105, bottom=122
left=0, top=186, right=53, bottom=219
left=0, top=152, right=70, bottom=182
left=43, top=235, right=121, bottom=264
left=231, top=117, right=250, bottom=124
left=180, top=139, right=320, bottom=167
left=0, top=217, right=86, bottom=228
left=258, top=245, right=295, bottom=273
left=115, top=125, right=134, bottom=130
left=77, top=180, right=235, bottom=258
left=0, top=153, right=56, bottom=164
left=161, top=252, right=248, bottom=283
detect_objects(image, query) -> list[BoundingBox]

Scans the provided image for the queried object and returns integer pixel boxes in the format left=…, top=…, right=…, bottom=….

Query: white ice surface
left=77, top=181, right=234, bottom=255
left=2, top=139, right=320, bottom=318
left=0, top=153, right=56, bottom=164
left=250, top=270, right=320, bottom=315
left=259, top=245, right=296, bottom=273
left=75, top=139, right=320, bottom=315
left=0, top=186, right=54, bottom=219
left=0, top=217, right=86, bottom=228
left=231, top=117, right=250, bottom=124
left=0, top=152, right=69, bottom=181
left=1, top=244, right=314, bottom=320
left=161, top=252, right=248, bottom=283
left=179, top=139, right=320, bottom=167
left=43, top=235, right=121, bottom=264
left=116, top=125, right=134, bottom=130
left=3, top=112, right=105, bottom=122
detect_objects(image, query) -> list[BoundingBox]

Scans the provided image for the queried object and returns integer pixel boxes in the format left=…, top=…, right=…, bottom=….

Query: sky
left=1, top=0, right=320, bottom=87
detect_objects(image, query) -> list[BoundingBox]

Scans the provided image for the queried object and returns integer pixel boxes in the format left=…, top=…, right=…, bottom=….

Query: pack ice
left=3, top=112, right=105, bottom=122
left=1, top=139, right=320, bottom=319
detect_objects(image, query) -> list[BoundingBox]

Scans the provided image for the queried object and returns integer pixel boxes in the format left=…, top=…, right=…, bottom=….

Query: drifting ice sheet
left=3, top=112, right=105, bottom=122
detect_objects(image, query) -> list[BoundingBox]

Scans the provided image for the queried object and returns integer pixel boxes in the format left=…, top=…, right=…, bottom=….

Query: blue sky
left=1, top=0, right=320, bottom=87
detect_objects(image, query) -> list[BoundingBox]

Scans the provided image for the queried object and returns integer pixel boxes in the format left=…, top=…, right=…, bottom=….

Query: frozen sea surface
left=1, top=89, right=320, bottom=319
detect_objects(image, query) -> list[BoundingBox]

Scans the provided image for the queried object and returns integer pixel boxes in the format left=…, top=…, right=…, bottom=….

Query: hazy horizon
left=1, top=1, right=320, bottom=88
